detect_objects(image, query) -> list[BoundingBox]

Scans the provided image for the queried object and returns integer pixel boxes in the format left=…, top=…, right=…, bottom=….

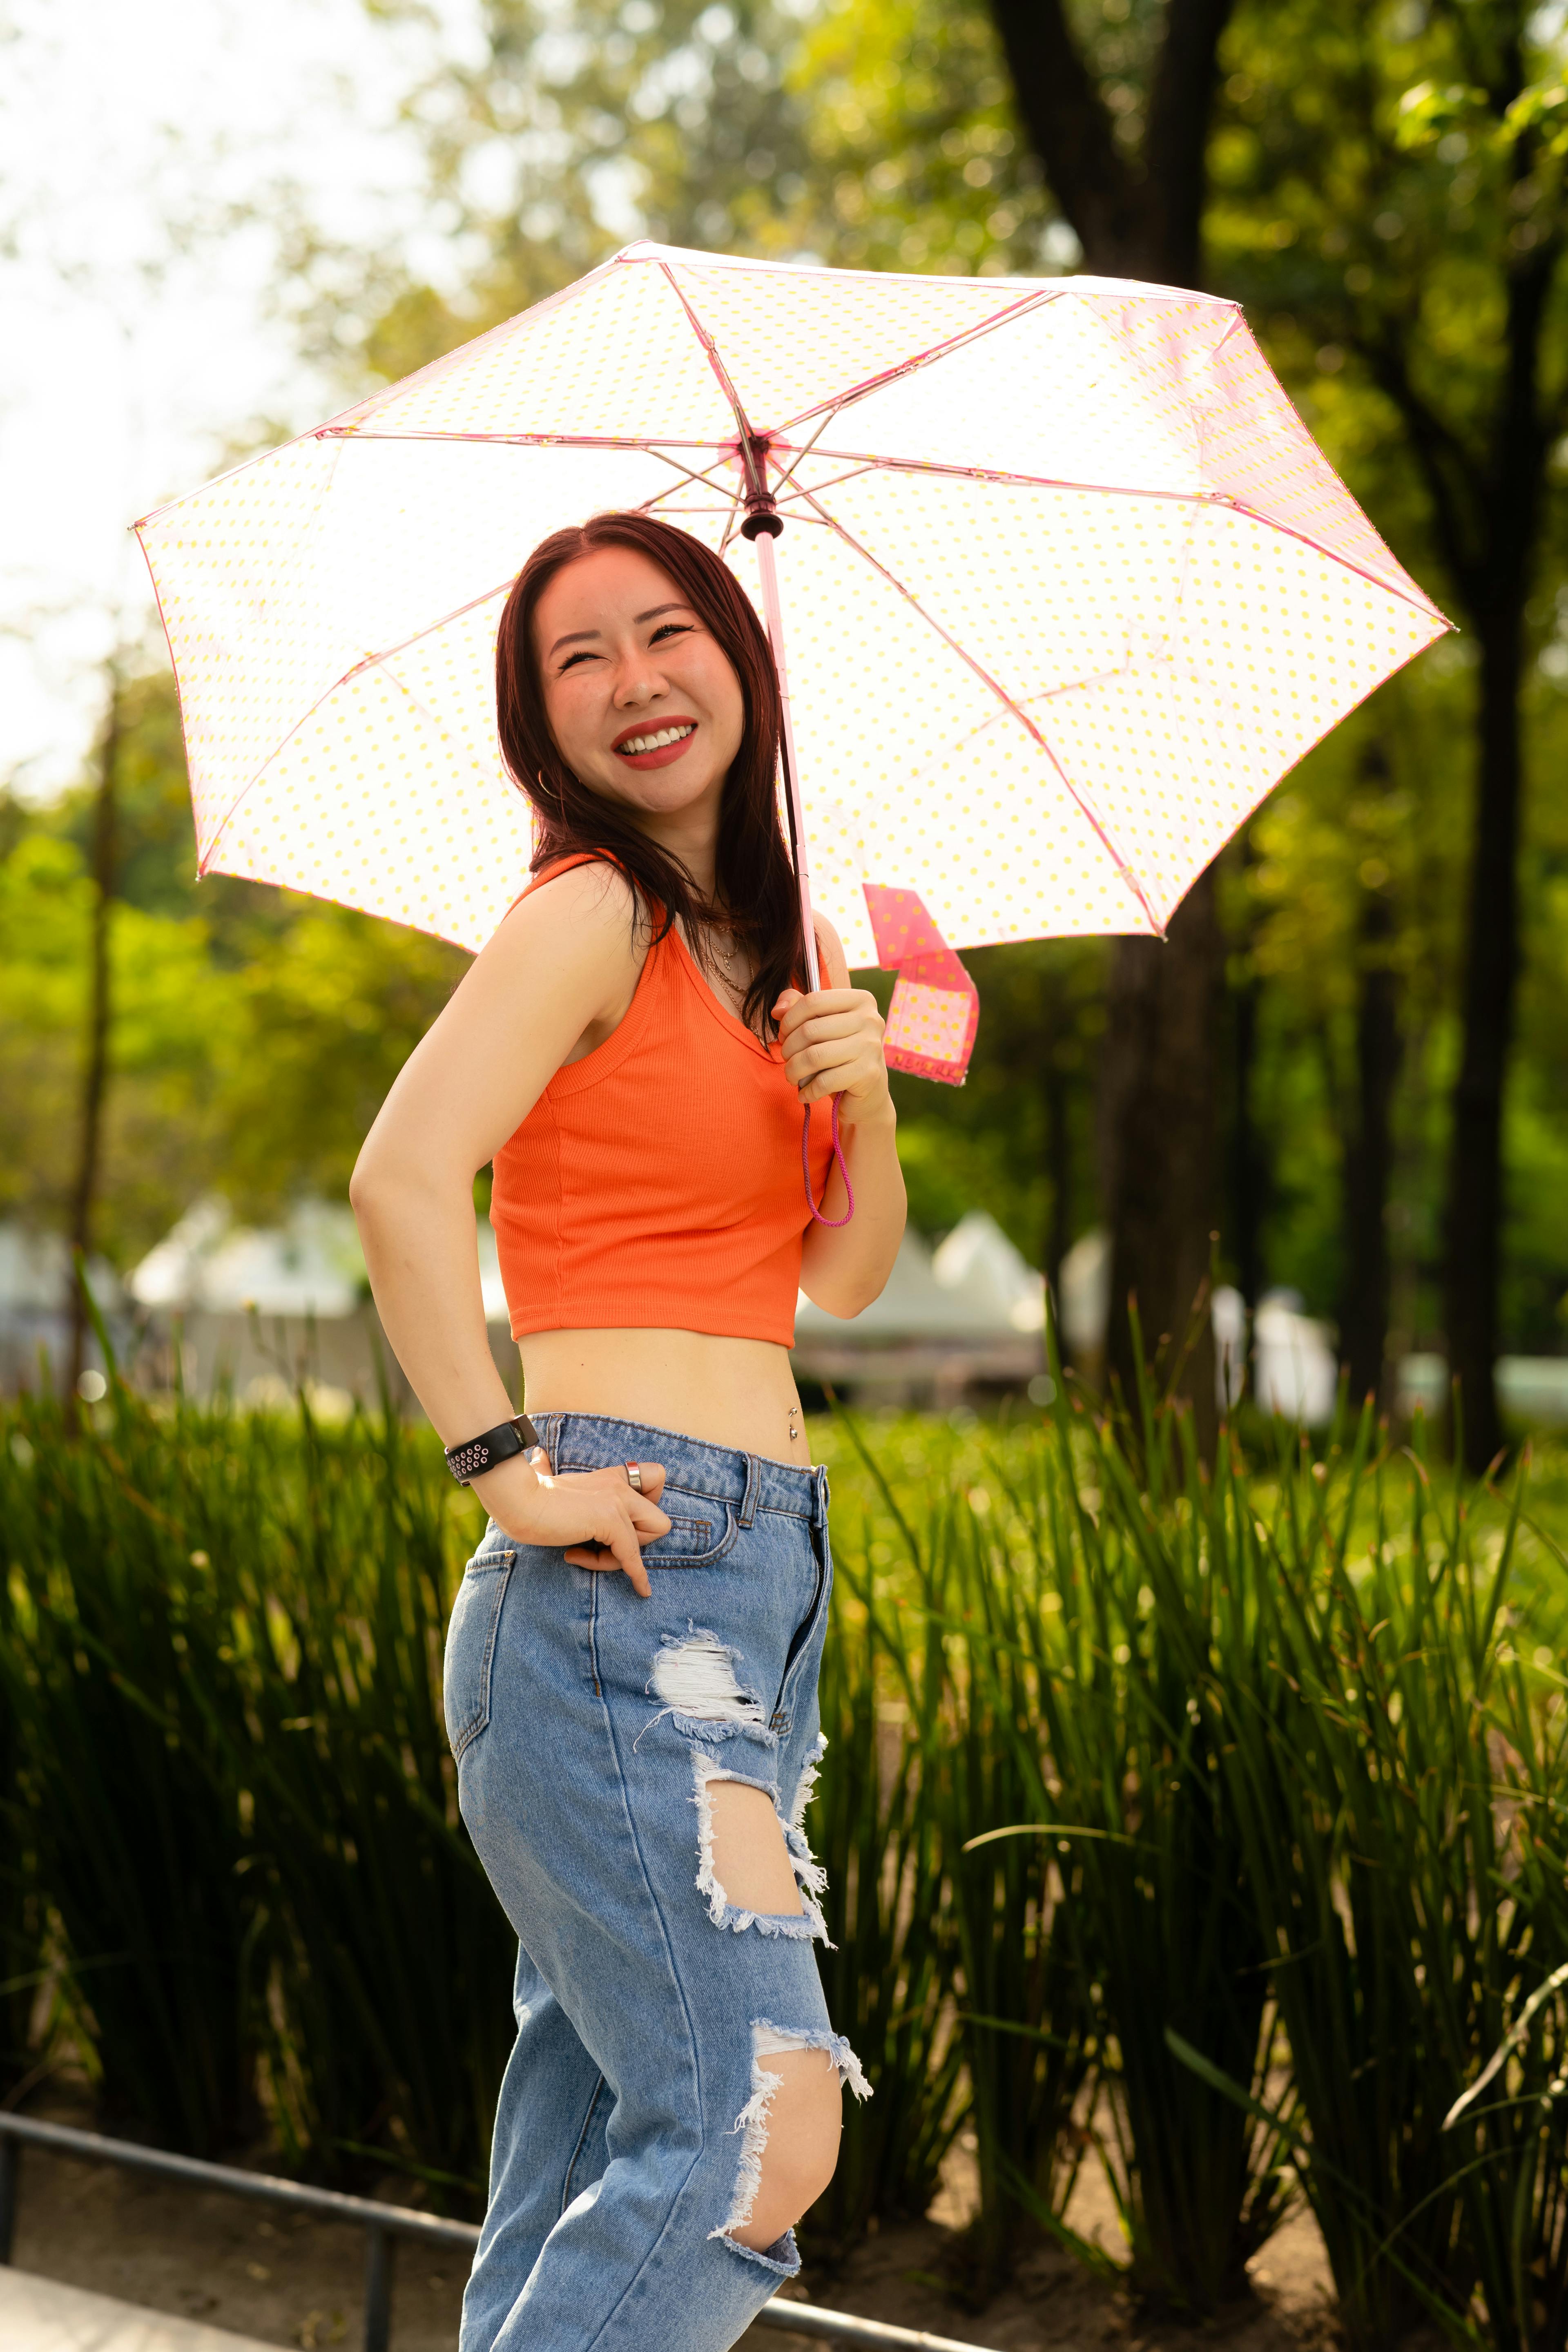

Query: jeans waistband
left=532, top=1411, right=829, bottom=1526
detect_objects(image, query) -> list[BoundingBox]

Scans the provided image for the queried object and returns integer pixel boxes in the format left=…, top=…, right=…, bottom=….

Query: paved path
left=0, top=2270, right=279, bottom=2352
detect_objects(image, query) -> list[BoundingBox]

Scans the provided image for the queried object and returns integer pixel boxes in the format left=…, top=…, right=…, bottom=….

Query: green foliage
left=783, top=0, right=1052, bottom=274
left=1209, top=0, right=1568, bottom=604
left=336, top=0, right=1057, bottom=387
left=0, top=1379, right=515, bottom=2184
left=809, top=1558, right=966, bottom=2252
left=0, top=675, right=468, bottom=1265
left=4, top=1385, right=1568, bottom=2332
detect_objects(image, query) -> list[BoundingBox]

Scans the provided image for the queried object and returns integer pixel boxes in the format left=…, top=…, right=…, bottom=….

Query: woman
left=351, top=509, right=905, bottom=2352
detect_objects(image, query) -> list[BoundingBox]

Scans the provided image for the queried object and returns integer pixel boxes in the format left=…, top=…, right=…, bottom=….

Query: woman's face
left=533, top=545, right=745, bottom=829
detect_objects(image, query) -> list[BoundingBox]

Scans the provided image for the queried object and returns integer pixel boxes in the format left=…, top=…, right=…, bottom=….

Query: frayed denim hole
left=648, top=1626, right=765, bottom=1723
left=634, top=1626, right=772, bottom=1753
left=689, top=1749, right=833, bottom=1943
left=709, top=2021, right=870, bottom=2267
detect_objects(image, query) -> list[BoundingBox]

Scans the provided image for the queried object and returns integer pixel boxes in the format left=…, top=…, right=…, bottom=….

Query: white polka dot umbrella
left=134, top=241, right=1448, bottom=978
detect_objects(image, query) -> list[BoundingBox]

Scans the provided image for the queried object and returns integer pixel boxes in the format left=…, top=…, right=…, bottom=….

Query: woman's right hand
left=470, top=1455, right=670, bottom=1598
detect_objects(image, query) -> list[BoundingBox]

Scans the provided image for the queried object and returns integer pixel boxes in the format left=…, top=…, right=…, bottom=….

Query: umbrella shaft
left=753, top=529, right=821, bottom=993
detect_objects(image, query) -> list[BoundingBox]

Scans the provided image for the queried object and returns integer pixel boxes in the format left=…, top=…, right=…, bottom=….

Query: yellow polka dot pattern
left=886, top=980, right=974, bottom=1064
left=132, top=242, right=1450, bottom=964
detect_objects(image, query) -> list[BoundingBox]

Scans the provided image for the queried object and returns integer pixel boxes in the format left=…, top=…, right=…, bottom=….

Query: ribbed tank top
left=491, top=857, right=835, bottom=1348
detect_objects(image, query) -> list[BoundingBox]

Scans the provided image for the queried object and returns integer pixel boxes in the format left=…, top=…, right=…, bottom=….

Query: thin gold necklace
left=703, top=920, right=741, bottom=986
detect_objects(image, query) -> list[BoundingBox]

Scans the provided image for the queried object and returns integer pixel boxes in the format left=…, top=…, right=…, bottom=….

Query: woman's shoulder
left=494, top=853, right=645, bottom=945
left=478, top=853, right=644, bottom=986
left=507, top=850, right=637, bottom=918
left=462, top=853, right=647, bottom=1052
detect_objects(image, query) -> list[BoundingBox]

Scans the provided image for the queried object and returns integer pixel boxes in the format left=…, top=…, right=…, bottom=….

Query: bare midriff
left=519, top=1327, right=810, bottom=1467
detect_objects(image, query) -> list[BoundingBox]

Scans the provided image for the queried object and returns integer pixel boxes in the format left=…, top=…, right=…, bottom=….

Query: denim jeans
left=444, top=1412, right=868, bottom=2352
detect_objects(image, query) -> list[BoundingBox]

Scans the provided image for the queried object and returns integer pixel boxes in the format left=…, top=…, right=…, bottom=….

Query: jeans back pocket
left=444, top=1549, right=515, bottom=1758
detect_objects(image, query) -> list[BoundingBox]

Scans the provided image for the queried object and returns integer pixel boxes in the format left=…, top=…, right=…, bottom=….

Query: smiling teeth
left=621, top=723, right=695, bottom=754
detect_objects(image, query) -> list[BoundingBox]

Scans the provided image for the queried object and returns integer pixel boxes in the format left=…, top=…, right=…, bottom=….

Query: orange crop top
left=491, top=857, right=836, bottom=1348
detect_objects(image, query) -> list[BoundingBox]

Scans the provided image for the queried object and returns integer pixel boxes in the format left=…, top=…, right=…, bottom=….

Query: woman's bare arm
left=350, top=863, right=671, bottom=1588
left=780, top=920, right=906, bottom=1319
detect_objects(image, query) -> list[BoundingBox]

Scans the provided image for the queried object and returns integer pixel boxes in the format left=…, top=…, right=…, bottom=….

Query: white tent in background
left=931, top=1212, right=1046, bottom=1333
left=1058, top=1230, right=1110, bottom=1362
left=1252, top=1291, right=1338, bottom=1426
left=792, top=1212, right=1045, bottom=1405
left=130, top=1198, right=364, bottom=1318
left=129, top=1197, right=511, bottom=1324
left=123, top=1197, right=516, bottom=1410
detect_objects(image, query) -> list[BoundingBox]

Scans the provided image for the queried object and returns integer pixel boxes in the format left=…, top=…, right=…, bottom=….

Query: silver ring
left=625, top=1461, right=643, bottom=1493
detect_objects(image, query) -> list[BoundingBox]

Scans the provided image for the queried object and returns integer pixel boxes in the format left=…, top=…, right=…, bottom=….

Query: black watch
left=444, top=1413, right=542, bottom=1484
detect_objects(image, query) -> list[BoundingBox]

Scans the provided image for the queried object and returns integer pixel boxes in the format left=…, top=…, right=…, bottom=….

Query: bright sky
left=0, top=0, right=482, bottom=796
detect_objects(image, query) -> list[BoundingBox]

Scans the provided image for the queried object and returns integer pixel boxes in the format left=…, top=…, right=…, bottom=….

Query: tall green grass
left=3, top=1375, right=1566, bottom=2344
left=1180, top=1420, right=1568, bottom=2349
left=0, top=1379, right=515, bottom=2185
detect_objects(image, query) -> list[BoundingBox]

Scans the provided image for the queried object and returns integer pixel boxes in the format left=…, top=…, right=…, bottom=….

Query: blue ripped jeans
left=444, top=1413, right=868, bottom=2352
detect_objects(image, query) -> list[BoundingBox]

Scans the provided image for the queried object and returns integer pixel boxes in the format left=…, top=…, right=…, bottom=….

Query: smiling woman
left=347, top=511, right=905, bottom=2352
left=496, top=510, right=812, bottom=1040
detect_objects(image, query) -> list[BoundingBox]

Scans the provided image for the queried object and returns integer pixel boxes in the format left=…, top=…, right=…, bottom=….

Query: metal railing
left=0, top=2112, right=987, bottom=2352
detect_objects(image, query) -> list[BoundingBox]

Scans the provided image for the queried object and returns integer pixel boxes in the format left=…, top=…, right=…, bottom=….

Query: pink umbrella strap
left=802, top=1097, right=854, bottom=1229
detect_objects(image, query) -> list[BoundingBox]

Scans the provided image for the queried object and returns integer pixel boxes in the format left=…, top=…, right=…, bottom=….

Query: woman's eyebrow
left=546, top=602, right=692, bottom=658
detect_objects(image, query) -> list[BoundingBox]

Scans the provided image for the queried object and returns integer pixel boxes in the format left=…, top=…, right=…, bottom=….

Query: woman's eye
left=558, top=650, right=596, bottom=672
left=650, top=623, right=694, bottom=645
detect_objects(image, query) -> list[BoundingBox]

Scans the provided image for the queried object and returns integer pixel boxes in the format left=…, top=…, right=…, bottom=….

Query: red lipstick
left=612, top=714, right=698, bottom=769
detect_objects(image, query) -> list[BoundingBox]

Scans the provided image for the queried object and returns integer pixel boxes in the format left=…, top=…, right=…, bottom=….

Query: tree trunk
left=1043, top=1051, right=1072, bottom=1332
left=67, top=667, right=120, bottom=1400
left=1100, top=868, right=1220, bottom=1446
left=1340, top=874, right=1401, bottom=1415
left=988, top=0, right=1234, bottom=1447
left=1443, top=610, right=1523, bottom=1471
left=1229, top=845, right=1266, bottom=1316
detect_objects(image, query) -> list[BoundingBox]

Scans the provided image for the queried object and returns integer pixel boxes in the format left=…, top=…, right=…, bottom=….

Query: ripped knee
left=712, top=2024, right=872, bottom=2270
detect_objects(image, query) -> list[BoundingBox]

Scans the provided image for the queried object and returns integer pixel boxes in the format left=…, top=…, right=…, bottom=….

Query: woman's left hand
left=773, top=986, right=891, bottom=1124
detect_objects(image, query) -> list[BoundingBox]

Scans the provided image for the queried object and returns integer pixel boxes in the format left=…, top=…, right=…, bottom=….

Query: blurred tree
left=881, top=938, right=1106, bottom=1302
left=342, top=0, right=1054, bottom=382
left=1338, top=740, right=1403, bottom=1410
left=66, top=663, right=121, bottom=1394
left=0, top=674, right=468, bottom=1273
left=980, top=0, right=1235, bottom=1445
left=1210, top=0, right=1568, bottom=1464
left=1226, top=830, right=1267, bottom=1317
left=781, top=0, right=1053, bottom=273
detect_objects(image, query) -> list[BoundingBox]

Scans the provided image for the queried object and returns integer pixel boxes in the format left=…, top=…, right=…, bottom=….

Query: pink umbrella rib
left=768, top=287, right=1062, bottom=439
left=792, top=484, right=1166, bottom=938
left=637, top=447, right=744, bottom=496
left=655, top=261, right=760, bottom=452
left=198, top=574, right=520, bottom=874
left=314, top=427, right=734, bottom=453
left=766, top=407, right=841, bottom=498
left=770, top=451, right=1449, bottom=623
left=307, top=420, right=1441, bottom=615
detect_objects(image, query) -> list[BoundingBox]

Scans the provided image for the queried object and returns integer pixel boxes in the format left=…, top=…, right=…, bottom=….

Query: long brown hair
left=495, top=511, right=805, bottom=1034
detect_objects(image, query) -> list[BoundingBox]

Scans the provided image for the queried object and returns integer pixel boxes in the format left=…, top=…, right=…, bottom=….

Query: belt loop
left=815, top=1466, right=830, bottom=1524
left=739, top=1452, right=761, bottom=1528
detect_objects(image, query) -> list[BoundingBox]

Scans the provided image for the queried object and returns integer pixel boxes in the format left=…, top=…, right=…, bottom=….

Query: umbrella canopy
left=135, top=241, right=1447, bottom=970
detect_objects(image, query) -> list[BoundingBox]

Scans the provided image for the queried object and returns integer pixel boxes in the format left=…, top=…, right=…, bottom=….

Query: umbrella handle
left=803, top=1096, right=854, bottom=1229
left=751, top=525, right=821, bottom=994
